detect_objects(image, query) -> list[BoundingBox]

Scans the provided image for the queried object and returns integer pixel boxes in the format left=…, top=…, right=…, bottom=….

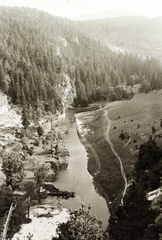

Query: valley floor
left=1, top=90, right=162, bottom=239
left=77, top=90, right=162, bottom=214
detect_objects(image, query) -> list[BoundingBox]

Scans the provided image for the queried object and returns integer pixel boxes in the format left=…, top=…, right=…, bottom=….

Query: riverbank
left=76, top=91, right=162, bottom=238
left=54, top=110, right=109, bottom=230
left=76, top=91, right=162, bottom=209
left=0, top=104, right=110, bottom=238
left=0, top=104, right=71, bottom=238
left=75, top=110, right=125, bottom=215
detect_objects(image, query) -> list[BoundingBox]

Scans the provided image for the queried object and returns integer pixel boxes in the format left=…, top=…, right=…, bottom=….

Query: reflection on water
left=53, top=108, right=110, bottom=230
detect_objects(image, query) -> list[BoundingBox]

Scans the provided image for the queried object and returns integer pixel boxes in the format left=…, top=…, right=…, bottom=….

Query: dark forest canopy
left=0, top=7, right=162, bottom=118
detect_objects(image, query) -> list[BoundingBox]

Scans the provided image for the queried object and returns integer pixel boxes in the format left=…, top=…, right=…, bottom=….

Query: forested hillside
left=75, top=16, right=162, bottom=62
left=0, top=7, right=162, bottom=119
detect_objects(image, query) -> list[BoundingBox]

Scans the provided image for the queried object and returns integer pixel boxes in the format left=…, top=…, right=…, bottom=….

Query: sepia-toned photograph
left=0, top=0, right=162, bottom=239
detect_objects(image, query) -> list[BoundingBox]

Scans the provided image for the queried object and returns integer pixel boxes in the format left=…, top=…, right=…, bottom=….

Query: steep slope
left=0, top=7, right=162, bottom=120
left=0, top=91, right=21, bottom=128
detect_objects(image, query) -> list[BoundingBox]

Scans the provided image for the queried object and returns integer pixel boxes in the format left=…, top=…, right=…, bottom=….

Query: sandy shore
left=12, top=207, right=69, bottom=240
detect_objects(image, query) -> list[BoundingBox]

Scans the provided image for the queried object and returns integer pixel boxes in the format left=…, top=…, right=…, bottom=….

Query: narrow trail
left=103, top=110, right=128, bottom=204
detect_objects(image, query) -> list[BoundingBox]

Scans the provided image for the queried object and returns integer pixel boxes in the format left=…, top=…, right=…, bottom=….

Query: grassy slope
left=106, top=90, right=162, bottom=180
left=78, top=90, right=162, bottom=214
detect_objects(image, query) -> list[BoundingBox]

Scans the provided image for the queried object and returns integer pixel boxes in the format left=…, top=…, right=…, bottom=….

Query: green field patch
left=105, top=90, right=162, bottom=179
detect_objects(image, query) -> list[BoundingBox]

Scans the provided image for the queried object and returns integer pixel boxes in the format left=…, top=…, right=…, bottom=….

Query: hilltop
left=72, top=8, right=141, bottom=21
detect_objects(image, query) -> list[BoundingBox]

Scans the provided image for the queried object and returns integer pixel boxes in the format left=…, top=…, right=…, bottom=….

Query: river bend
left=54, top=108, right=110, bottom=230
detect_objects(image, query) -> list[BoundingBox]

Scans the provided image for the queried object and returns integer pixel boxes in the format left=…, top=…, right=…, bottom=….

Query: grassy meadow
left=105, top=90, right=162, bottom=180
left=78, top=90, right=162, bottom=213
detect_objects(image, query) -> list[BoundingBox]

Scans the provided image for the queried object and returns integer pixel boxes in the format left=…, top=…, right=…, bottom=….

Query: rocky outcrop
left=0, top=91, right=9, bottom=115
left=42, top=182, right=75, bottom=199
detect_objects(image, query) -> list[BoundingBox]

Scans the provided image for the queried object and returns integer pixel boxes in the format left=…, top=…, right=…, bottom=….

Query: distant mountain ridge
left=73, top=15, right=162, bottom=62
left=72, top=8, right=141, bottom=21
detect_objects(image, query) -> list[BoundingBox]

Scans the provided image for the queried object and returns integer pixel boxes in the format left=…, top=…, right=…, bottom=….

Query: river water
left=11, top=107, right=109, bottom=239
left=53, top=108, right=110, bottom=230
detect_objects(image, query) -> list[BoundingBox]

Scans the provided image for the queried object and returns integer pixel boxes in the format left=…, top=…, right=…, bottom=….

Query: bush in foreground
left=52, top=204, right=106, bottom=240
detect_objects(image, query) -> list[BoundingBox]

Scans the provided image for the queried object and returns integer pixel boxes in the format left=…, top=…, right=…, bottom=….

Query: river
left=53, top=108, right=110, bottom=230
left=12, top=107, right=110, bottom=239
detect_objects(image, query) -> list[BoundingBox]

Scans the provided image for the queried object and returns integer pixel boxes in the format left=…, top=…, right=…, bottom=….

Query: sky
left=0, top=0, right=162, bottom=18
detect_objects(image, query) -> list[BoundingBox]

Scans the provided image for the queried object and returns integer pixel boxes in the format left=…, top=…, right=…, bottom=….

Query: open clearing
left=77, top=90, right=162, bottom=212
left=104, top=90, right=162, bottom=179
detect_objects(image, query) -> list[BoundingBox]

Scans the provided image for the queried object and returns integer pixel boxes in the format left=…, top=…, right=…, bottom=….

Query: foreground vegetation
left=53, top=204, right=107, bottom=240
